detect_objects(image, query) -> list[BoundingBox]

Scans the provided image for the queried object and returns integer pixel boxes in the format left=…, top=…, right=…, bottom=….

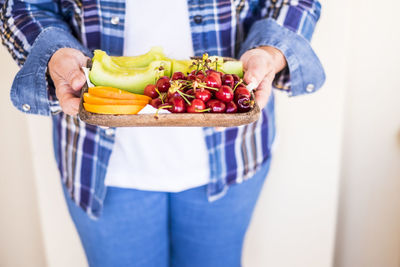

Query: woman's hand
left=240, top=46, right=287, bottom=109
left=48, top=48, right=89, bottom=115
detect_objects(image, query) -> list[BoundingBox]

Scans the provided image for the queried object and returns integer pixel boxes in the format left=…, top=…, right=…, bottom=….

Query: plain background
left=1, top=0, right=400, bottom=266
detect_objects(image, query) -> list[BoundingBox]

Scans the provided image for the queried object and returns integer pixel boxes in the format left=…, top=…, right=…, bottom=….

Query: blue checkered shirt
left=0, top=0, right=325, bottom=219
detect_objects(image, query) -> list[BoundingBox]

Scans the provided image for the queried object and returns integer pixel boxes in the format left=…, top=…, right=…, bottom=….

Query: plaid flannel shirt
left=0, top=0, right=325, bottom=219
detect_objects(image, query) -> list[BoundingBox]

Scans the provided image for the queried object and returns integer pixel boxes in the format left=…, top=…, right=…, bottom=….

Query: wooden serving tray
left=78, top=71, right=260, bottom=127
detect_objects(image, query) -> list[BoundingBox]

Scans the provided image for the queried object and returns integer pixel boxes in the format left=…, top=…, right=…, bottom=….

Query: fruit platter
left=78, top=47, right=260, bottom=127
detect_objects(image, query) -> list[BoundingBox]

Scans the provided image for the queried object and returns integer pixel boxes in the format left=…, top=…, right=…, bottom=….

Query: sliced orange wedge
left=83, top=103, right=145, bottom=114
left=83, top=93, right=150, bottom=105
left=88, top=86, right=152, bottom=101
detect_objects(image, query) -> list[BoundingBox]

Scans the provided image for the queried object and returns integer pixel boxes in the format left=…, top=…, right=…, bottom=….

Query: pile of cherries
left=143, top=56, right=254, bottom=114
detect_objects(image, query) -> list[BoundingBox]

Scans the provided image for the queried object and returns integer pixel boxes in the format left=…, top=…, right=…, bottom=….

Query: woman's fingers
left=54, top=80, right=81, bottom=115
left=59, top=91, right=81, bottom=115
left=66, top=68, right=87, bottom=92
left=254, top=72, right=275, bottom=110
left=49, top=48, right=88, bottom=115
left=241, top=50, right=273, bottom=87
left=240, top=48, right=278, bottom=110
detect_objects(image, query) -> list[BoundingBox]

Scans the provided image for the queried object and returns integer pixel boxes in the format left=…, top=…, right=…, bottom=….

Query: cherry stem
left=154, top=105, right=172, bottom=119
left=155, top=88, right=163, bottom=103
left=195, top=108, right=211, bottom=113
left=180, top=92, right=195, bottom=98
left=199, top=84, right=219, bottom=91
left=242, top=100, right=254, bottom=106
left=195, top=59, right=200, bottom=75
left=177, top=90, right=191, bottom=105
left=155, top=88, right=161, bottom=96
left=181, top=80, right=193, bottom=85
left=233, top=79, right=243, bottom=93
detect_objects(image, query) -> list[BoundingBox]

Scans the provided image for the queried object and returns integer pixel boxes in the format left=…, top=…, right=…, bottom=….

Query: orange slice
left=83, top=93, right=150, bottom=105
left=88, top=86, right=152, bottom=101
left=83, top=103, right=145, bottom=114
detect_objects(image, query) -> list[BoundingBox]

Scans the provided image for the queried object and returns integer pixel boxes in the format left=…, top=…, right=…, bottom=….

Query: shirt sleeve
left=0, top=1, right=90, bottom=115
left=238, top=0, right=325, bottom=97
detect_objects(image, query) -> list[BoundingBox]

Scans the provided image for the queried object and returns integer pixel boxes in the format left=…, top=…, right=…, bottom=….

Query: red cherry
left=234, top=85, right=249, bottom=93
left=205, top=73, right=222, bottom=88
left=157, top=102, right=172, bottom=111
left=195, top=89, right=212, bottom=102
left=167, top=90, right=181, bottom=102
left=188, top=70, right=205, bottom=82
left=150, top=98, right=162, bottom=108
left=169, top=96, right=186, bottom=113
left=172, top=72, right=186, bottom=80
left=205, top=69, right=217, bottom=76
left=226, top=101, right=237, bottom=113
left=236, top=95, right=252, bottom=112
left=185, top=89, right=195, bottom=96
left=222, top=74, right=234, bottom=88
left=196, top=72, right=205, bottom=81
left=187, top=73, right=197, bottom=81
left=206, top=99, right=226, bottom=113
left=234, top=86, right=250, bottom=101
left=232, top=74, right=240, bottom=84
left=207, top=70, right=223, bottom=77
left=215, top=85, right=234, bottom=103
left=144, top=84, right=158, bottom=99
left=192, top=71, right=205, bottom=81
left=187, top=99, right=206, bottom=113
left=156, top=76, right=171, bottom=92
left=190, top=70, right=204, bottom=75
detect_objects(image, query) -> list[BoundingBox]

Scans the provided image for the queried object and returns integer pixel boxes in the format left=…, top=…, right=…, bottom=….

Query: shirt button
left=22, top=104, right=31, bottom=112
left=111, top=16, right=120, bottom=25
left=105, top=128, right=115, bottom=136
left=194, top=15, right=203, bottom=24
left=306, top=84, right=315, bottom=93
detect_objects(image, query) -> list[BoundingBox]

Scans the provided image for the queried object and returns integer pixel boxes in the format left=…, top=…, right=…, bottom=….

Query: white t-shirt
left=104, top=0, right=209, bottom=192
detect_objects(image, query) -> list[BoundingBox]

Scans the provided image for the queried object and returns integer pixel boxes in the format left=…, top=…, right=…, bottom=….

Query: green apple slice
left=219, top=61, right=243, bottom=78
left=89, top=59, right=171, bottom=94
left=110, top=46, right=167, bottom=68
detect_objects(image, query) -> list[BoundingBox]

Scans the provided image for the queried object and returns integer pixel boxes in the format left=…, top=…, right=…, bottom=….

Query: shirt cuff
left=238, top=18, right=326, bottom=97
left=10, top=27, right=92, bottom=115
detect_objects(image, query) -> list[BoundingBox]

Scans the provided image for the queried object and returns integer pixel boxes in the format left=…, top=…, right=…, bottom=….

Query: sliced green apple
left=89, top=59, right=171, bottom=94
left=219, top=61, right=243, bottom=78
left=171, top=59, right=196, bottom=74
left=110, top=46, right=167, bottom=68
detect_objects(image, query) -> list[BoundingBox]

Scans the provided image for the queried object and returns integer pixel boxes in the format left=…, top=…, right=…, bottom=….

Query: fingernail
left=247, top=79, right=258, bottom=92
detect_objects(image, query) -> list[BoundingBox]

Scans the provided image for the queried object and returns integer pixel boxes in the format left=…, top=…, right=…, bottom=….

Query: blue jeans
left=63, top=161, right=270, bottom=267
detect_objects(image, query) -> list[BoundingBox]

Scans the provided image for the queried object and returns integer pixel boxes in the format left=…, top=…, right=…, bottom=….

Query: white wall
left=334, top=1, right=400, bottom=266
left=0, top=49, right=47, bottom=267
left=26, top=116, right=87, bottom=267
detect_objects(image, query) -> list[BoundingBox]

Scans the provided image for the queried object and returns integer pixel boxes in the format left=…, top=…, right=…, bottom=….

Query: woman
left=0, top=0, right=325, bottom=266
